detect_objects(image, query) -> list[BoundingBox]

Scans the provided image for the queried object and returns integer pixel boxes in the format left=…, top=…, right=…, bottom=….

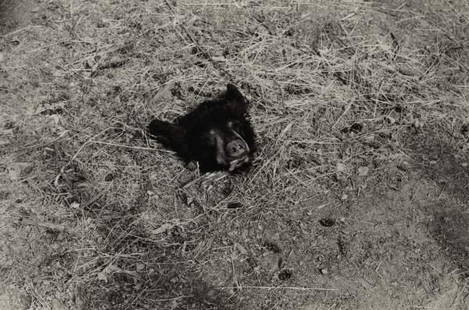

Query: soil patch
left=0, top=0, right=35, bottom=35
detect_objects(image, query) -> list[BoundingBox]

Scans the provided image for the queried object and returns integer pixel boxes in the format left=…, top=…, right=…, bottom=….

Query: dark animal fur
left=148, top=84, right=256, bottom=173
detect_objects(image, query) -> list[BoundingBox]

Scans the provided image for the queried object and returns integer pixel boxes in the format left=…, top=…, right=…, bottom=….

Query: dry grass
left=1, top=0, right=469, bottom=309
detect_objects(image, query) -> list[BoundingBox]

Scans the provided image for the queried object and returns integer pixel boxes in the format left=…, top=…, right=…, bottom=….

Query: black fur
left=148, top=84, right=256, bottom=173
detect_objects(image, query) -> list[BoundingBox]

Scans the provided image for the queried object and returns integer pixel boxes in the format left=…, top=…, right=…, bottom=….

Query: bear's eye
left=206, top=129, right=218, bottom=145
left=228, top=120, right=242, bottom=132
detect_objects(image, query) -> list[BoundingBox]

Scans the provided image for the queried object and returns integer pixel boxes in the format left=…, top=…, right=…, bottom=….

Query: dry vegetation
left=1, top=0, right=469, bottom=309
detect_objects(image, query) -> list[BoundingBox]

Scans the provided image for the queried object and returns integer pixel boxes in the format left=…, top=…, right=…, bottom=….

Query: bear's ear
left=148, top=119, right=186, bottom=152
left=225, top=84, right=248, bottom=115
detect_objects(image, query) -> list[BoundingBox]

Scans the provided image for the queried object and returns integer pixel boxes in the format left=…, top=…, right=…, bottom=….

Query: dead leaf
left=97, top=271, right=107, bottom=282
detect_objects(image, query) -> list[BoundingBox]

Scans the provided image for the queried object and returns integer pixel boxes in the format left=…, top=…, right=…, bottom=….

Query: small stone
left=227, top=202, right=243, bottom=209
left=358, top=166, right=369, bottom=176
left=212, top=56, right=226, bottom=62
left=104, top=173, right=114, bottom=181
left=336, top=163, right=347, bottom=173
left=97, top=271, right=107, bottom=282
left=278, top=269, right=293, bottom=280
left=350, top=123, right=363, bottom=133
left=320, top=268, right=329, bottom=275
left=385, top=116, right=396, bottom=124
left=319, top=218, right=335, bottom=227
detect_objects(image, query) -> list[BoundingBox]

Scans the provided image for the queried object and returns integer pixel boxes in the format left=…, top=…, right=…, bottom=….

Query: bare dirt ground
left=1, top=0, right=469, bottom=309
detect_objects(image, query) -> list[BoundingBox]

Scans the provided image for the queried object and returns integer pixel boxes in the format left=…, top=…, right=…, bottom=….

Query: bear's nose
left=226, top=140, right=247, bottom=157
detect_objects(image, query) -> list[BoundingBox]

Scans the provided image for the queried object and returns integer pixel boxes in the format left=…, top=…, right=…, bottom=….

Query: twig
left=18, top=130, right=70, bottom=152
left=332, top=101, right=353, bottom=129
left=0, top=25, right=47, bottom=38
left=90, top=141, right=157, bottom=151
left=218, top=285, right=337, bottom=291
left=20, top=218, right=69, bottom=233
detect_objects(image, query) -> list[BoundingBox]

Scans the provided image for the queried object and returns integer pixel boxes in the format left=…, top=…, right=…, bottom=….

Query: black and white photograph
left=1, top=0, right=468, bottom=309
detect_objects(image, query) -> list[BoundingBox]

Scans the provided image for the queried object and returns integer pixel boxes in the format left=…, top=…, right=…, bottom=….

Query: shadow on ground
left=403, top=126, right=469, bottom=275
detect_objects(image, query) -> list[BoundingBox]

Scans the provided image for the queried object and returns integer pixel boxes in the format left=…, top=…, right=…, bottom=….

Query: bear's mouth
left=228, top=156, right=251, bottom=172
left=212, top=127, right=251, bottom=171
left=225, top=136, right=250, bottom=171
left=225, top=138, right=249, bottom=159
left=225, top=135, right=250, bottom=172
